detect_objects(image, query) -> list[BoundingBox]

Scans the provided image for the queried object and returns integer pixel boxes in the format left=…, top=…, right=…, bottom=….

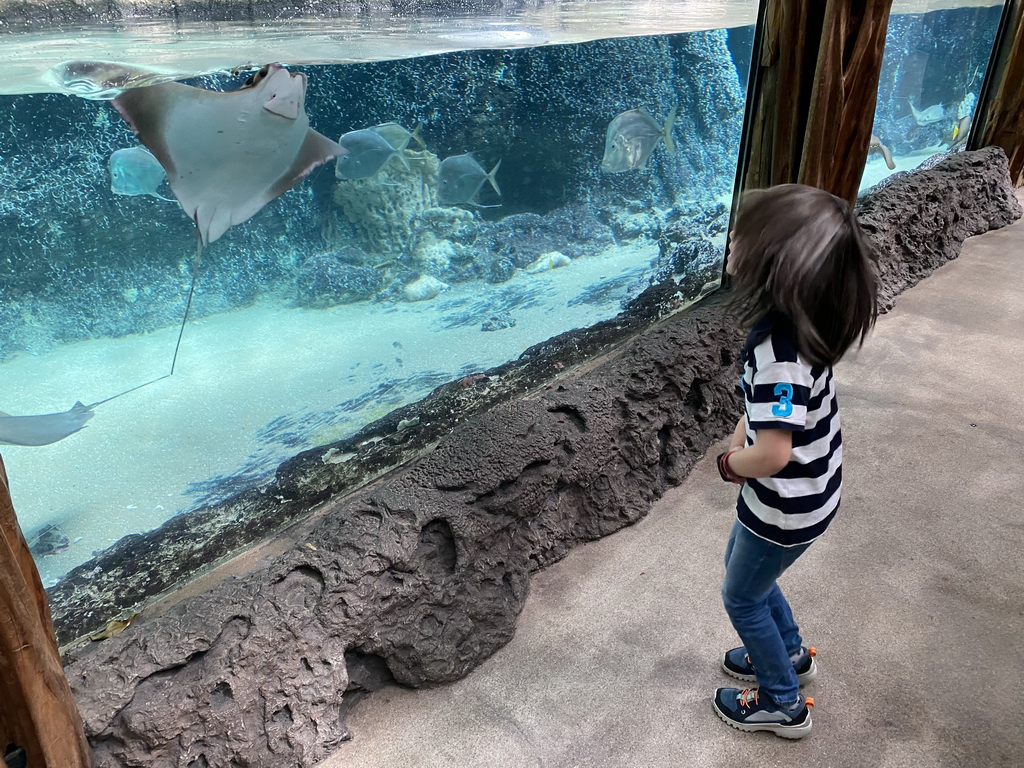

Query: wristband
left=716, top=447, right=745, bottom=484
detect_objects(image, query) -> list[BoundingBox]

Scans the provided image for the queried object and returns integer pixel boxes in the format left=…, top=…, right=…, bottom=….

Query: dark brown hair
left=727, top=184, right=879, bottom=367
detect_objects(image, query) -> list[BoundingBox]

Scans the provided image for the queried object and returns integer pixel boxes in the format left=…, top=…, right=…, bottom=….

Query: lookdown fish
left=109, top=146, right=173, bottom=200
left=438, top=153, right=501, bottom=207
left=601, top=105, right=678, bottom=173
left=907, top=96, right=946, bottom=126
left=335, top=128, right=409, bottom=180
left=369, top=121, right=426, bottom=152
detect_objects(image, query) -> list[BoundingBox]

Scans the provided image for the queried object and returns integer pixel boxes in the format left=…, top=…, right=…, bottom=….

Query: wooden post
left=975, top=0, right=1024, bottom=186
left=743, top=0, right=893, bottom=204
left=799, top=0, right=892, bottom=204
left=743, top=0, right=825, bottom=191
left=0, top=456, right=92, bottom=768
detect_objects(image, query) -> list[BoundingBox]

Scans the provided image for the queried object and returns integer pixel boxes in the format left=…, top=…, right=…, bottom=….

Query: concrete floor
left=318, top=195, right=1024, bottom=768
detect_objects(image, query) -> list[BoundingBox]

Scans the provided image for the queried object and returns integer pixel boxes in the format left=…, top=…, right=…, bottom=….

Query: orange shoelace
left=739, top=689, right=815, bottom=711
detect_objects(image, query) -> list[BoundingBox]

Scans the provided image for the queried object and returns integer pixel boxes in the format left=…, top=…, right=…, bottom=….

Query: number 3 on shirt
left=772, top=383, right=794, bottom=417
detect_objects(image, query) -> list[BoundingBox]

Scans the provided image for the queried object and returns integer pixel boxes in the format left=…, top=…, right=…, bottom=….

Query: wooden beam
left=742, top=0, right=893, bottom=204
left=800, top=0, right=893, bottom=204
left=744, top=0, right=824, bottom=191
left=975, top=1, right=1024, bottom=186
left=0, top=456, right=93, bottom=768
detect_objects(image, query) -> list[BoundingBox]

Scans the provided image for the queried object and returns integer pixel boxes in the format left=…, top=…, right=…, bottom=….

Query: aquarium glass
left=0, top=2, right=758, bottom=605
left=860, top=1, right=1005, bottom=192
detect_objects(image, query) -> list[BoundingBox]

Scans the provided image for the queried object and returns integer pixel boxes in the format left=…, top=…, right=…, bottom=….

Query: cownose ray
left=110, top=63, right=347, bottom=375
left=0, top=378, right=166, bottom=447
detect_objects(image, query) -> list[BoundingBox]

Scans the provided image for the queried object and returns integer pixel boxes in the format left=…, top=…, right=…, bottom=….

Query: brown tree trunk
left=976, top=1, right=1024, bottom=186
left=744, top=0, right=893, bottom=204
left=0, top=455, right=93, bottom=768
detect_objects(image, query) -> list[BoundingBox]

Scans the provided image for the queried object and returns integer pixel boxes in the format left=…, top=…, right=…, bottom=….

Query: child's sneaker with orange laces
left=713, top=687, right=814, bottom=738
left=721, top=646, right=817, bottom=685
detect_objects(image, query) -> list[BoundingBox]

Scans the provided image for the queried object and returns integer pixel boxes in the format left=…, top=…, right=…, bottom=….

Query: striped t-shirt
left=736, top=312, right=842, bottom=546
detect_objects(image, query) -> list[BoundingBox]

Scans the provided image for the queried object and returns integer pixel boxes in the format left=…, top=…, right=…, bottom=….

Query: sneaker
left=721, top=646, right=817, bottom=685
left=713, top=687, right=814, bottom=739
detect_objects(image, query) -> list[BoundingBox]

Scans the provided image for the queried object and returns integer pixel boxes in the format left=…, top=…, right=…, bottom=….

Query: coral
left=332, top=149, right=440, bottom=258
left=410, top=230, right=457, bottom=275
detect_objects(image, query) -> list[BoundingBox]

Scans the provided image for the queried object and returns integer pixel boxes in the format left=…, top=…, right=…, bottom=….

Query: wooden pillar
left=743, top=0, right=825, bottom=191
left=974, top=0, right=1024, bottom=186
left=743, top=0, right=893, bottom=204
left=0, top=456, right=92, bottom=768
left=799, top=1, right=892, bottom=202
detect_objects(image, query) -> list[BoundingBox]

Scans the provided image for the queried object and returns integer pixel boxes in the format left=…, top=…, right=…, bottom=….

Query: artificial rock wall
left=62, top=147, right=1021, bottom=768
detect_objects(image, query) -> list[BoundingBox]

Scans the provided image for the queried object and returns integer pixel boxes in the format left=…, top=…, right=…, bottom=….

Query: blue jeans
left=721, top=519, right=813, bottom=706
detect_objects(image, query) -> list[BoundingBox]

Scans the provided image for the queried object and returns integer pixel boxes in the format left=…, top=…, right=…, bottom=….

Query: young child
left=712, top=184, right=879, bottom=739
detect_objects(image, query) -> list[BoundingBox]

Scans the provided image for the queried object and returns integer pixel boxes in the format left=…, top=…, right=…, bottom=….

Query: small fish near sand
left=335, top=128, right=409, bottom=180
left=109, top=146, right=174, bottom=201
left=27, top=523, right=71, bottom=556
left=438, top=153, right=501, bottom=207
left=601, top=105, right=678, bottom=173
left=0, top=402, right=94, bottom=446
left=906, top=96, right=946, bottom=126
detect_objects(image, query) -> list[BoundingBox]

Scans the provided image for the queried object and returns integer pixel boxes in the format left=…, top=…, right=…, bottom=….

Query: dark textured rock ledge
left=61, top=147, right=1020, bottom=768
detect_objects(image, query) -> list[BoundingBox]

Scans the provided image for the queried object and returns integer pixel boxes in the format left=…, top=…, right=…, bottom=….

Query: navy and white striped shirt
left=737, top=313, right=842, bottom=546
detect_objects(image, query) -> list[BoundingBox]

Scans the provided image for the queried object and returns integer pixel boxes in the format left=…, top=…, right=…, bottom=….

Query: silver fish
left=369, top=121, right=426, bottom=152
left=335, top=128, right=408, bottom=180
left=0, top=402, right=94, bottom=446
left=601, top=105, right=678, bottom=173
left=438, top=153, right=501, bottom=206
left=109, top=146, right=173, bottom=201
left=907, top=97, right=946, bottom=125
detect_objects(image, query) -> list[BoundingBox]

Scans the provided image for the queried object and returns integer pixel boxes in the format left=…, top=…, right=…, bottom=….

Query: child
left=712, top=184, right=879, bottom=739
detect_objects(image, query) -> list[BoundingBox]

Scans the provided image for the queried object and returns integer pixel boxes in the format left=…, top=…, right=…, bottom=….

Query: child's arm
left=724, top=428, right=792, bottom=479
left=728, top=415, right=747, bottom=451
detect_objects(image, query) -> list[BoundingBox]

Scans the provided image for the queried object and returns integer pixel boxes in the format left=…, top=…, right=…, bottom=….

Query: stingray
left=111, top=64, right=347, bottom=375
left=0, top=378, right=170, bottom=447
left=0, top=403, right=94, bottom=447
left=112, top=63, right=347, bottom=247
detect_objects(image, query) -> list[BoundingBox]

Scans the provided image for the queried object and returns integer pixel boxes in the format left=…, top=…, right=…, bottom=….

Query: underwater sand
left=860, top=145, right=955, bottom=192
left=2, top=241, right=665, bottom=584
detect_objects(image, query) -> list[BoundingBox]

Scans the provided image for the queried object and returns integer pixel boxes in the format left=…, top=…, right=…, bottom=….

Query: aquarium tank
left=0, top=0, right=1006, bottom=629
left=0, top=1, right=757, bottom=615
left=860, top=0, right=1005, bottom=191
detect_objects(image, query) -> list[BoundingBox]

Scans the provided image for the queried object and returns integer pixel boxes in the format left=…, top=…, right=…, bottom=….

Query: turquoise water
left=0, top=16, right=749, bottom=590
left=860, top=2, right=1005, bottom=190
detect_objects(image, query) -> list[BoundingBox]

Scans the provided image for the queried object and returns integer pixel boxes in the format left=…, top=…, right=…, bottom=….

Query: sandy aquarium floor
left=860, top=144, right=957, bottom=191
left=2, top=240, right=669, bottom=585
